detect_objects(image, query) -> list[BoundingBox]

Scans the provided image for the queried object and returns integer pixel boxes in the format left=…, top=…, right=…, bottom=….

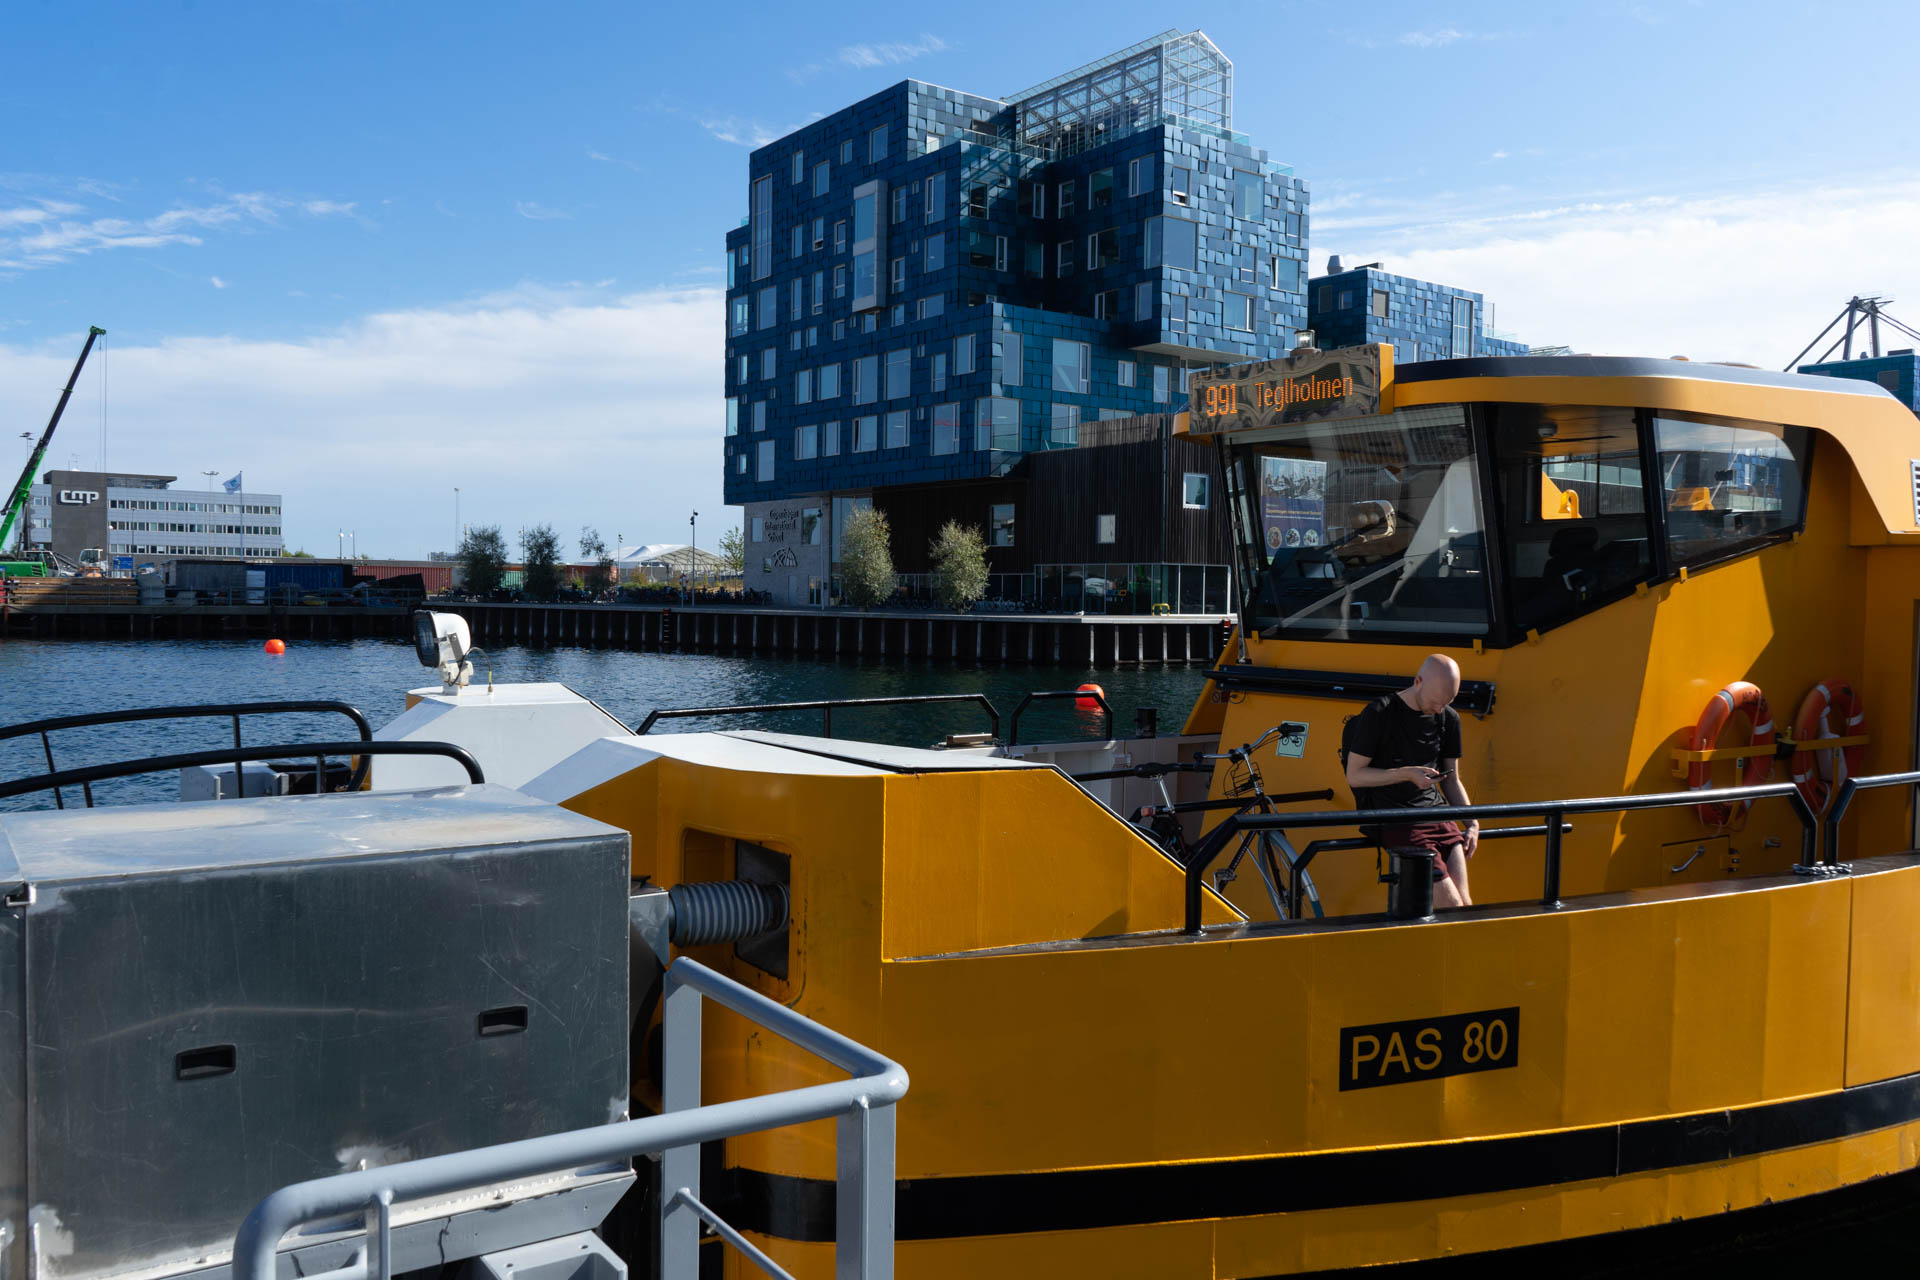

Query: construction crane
left=1, top=326, right=106, bottom=573
left=1784, top=296, right=1920, bottom=369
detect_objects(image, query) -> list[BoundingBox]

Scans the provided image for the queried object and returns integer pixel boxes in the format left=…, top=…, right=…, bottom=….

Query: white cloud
left=1320, top=174, right=1920, bottom=364
left=0, top=187, right=360, bottom=272
left=1490, top=150, right=1510, bottom=160
left=587, top=149, right=644, bottom=173
left=209, top=276, right=227, bottom=289
left=302, top=199, right=358, bottom=217
left=514, top=201, right=572, bottom=221
left=0, top=287, right=727, bottom=557
left=789, top=33, right=949, bottom=83
left=1400, top=28, right=1465, bottom=47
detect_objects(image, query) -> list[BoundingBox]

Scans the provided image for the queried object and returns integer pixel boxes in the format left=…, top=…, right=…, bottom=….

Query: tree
left=718, top=525, right=746, bottom=574
left=520, top=523, right=562, bottom=599
left=579, top=525, right=615, bottom=594
left=459, top=525, right=508, bottom=596
left=285, top=548, right=315, bottom=558
left=838, top=507, right=894, bottom=607
left=929, top=520, right=989, bottom=611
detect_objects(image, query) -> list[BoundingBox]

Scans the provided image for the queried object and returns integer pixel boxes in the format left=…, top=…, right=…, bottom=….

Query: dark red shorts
left=1381, top=822, right=1464, bottom=880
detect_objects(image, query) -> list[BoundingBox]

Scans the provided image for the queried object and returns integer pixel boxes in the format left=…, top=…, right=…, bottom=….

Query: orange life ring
left=1688, top=681, right=1774, bottom=827
left=1791, top=678, right=1865, bottom=814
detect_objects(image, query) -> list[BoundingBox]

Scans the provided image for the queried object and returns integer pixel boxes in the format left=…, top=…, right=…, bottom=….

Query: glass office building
left=1307, top=260, right=1529, bottom=363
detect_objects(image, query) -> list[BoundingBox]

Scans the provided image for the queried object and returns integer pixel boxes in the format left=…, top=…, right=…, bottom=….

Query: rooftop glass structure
left=1005, top=29, right=1235, bottom=159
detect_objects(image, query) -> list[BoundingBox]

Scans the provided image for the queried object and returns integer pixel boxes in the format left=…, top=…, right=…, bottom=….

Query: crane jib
left=1, top=325, right=106, bottom=555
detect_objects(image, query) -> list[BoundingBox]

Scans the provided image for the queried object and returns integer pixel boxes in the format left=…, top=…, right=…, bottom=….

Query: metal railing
left=0, top=700, right=374, bottom=808
left=637, top=693, right=1000, bottom=739
left=1823, top=769, right=1920, bottom=867
left=0, top=740, right=483, bottom=804
left=1182, top=780, right=1817, bottom=933
left=1007, top=689, right=1113, bottom=744
left=232, top=957, right=909, bottom=1280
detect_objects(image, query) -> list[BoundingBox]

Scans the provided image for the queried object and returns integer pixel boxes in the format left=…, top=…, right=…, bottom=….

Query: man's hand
left=1463, top=820, right=1480, bottom=857
left=1396, top=765, right=1442, bottom=786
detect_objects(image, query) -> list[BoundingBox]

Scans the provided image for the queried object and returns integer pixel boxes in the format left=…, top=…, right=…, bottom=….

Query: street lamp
left=201, top=469, right=218, bottom=493
left=688, top=510, right=698, bottom=605
left=453, top=487, right=461, bottom=554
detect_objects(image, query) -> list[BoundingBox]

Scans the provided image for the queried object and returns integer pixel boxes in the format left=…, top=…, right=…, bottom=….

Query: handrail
left=1182, top=781, right=1817, bottom=933
left=0, top=740, right=483, bottom=803
left=636, top=693, right=999, bottom=739
left=1007, top=689, right=1113, bottom=745
left=0, top=700, right=375, bottom=809
left=231, top=957, right=908, bottom=1280
left=1822, top=769, right=1920, bottom=867
left=1288, top=823, right=1571, bottom=927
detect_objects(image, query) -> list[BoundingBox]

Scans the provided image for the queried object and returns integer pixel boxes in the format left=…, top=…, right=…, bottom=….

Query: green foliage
left=519, top=523, right=563, bottom=599
left=285, top=548, right=315, bottom=558
left=929, top=520, right=990, bottom=611
left=458, top=525, right=508, bottom=596
left=579, top=525, right=614, bottom=593
left=838, top=507, right=894, bottom=607
left=718, top=525, right=746, bottom=574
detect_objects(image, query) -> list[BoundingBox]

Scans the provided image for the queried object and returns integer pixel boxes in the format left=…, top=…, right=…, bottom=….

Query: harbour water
left=0, top=636, right=1210, bottom=810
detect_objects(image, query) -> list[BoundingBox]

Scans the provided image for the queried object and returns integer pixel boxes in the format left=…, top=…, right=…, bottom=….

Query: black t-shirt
left=1344, top=692, right=1462, bottom=811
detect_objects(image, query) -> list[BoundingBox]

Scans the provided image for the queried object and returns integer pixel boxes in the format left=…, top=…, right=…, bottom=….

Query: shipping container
left=264, top=561, right=346, bottom=595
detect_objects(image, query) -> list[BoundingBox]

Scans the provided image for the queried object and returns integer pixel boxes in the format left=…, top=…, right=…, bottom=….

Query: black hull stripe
left=710, top=1070, right=1920, bottom=1243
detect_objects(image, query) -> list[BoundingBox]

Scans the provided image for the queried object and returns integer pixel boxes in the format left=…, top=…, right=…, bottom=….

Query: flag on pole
left=222, top=472, right=242, bottom=494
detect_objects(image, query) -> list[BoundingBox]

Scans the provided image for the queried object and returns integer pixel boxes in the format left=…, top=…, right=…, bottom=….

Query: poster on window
left=1260, top=457, right=1327, bottom=555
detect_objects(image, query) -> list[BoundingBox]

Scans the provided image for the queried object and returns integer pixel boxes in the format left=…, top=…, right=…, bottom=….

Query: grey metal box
left=0, top=784, right=631, bottom=1280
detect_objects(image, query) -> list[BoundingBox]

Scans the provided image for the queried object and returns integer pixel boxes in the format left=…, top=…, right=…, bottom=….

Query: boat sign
left=1340, top=1006, right=1520, bottom=1091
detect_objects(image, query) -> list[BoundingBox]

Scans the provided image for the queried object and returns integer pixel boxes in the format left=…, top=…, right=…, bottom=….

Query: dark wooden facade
left=873, top=415, right=1230, bottom=574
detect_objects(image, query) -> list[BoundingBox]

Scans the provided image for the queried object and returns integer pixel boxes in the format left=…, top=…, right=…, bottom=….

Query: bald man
left=1342, top=654, right=1479, bottom=908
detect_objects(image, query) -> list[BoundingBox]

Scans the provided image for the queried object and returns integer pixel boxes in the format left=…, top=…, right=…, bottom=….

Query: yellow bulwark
left=527, top=352, right=1920, bottom=1276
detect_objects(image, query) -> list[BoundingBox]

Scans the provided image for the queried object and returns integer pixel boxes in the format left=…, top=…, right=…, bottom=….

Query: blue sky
left=4, top=0, right=1918, bottom=556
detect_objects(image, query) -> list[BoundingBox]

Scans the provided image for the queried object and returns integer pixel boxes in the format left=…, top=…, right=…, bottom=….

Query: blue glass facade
left=1798, top=351, right=1920, bottom=413
left=1308, top=264, right=1528, bottom=362
left=721, top=31, right=1311, bottom=509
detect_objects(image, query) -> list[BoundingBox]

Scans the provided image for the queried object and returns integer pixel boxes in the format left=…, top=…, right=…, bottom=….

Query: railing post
left=823, top=704, right=834, bottom=738
left=660, top=965, right=702, bottom=1278
left=836, top=1097, right=895, bottom=1280
left=1824, top=777, right=1859, bottom=868
left=1541, top=808, right=1563, bottom=906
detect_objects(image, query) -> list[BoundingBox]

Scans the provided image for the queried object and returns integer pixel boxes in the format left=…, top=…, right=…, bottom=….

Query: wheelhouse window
left=1225, top=405, right=1491, bottom=640
left=1654, top=413, right=1809, bottom=567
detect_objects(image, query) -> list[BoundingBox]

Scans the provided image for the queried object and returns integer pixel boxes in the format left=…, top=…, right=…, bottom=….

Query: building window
left=792, top=151, right=804, bottom=185
left=834, top=220, right=847, bottom=252
left=1050, top=403, right=1078, bottom=447
left=1128, top=155, right=1155, bottom=197
left=817, top=363, right=839, bottom=398
left=885, top=409, right=908, bottom=448
left=1227, top=292, right=1254, bottom=331
left=796, top=368, right=812, bottom=404
left=761, top=348, right=776, bottom=380
left=1057, top=179, right=1075, bottom=216
left=725, top=397, right=740, bottom=436
left=753, top=400, right=767, bottom=432
left=932, top=402, right=960, bottom=455
left=975, top=397, right=1018, bottom=451
left=1182, top=473, right=1211, bottom=508
left=1372, top=289, right=1390, bottom=319
left=813, top=161, right=830, bottom=196
left=757, top=439, right=775, bottom=481
left=926, top=232, right=945, bottom=271
left=926, top=173, right=945, bottom=222
left=1087, top=226, right=1117, bottom=269
left=892, top=187, right=907, bottom=224
left=833, top=320, right=846, bottom=340
left=822, top=420, right=840, bottom=455
left=1024, top=241, right=1044, bottom=277
left=1167, top=295, right=1187, bottom=332
left=917, top=294, right=944, bottom=320
left=756, top=286, right=777, bottom=329
left=1132, top=282, right=1153, bottom=322
left=1452, top=296, right=1475, bottom=357
left=834, top=265, right=847, bottom=298
left=1090, top=167, right=1113, bottom=208
left=751, top=175, right=772, bottom=279
left=1029, top=181, right=1046, bottom=217
left=885, top=347, right=910, bottom=399
left=790, top=329, right=803, bottom=352
left=1153, top=364, right=1170, bottom=403
left=813, top=271, right=825, bottom=313
left=1401, top=340, right=1420, bottom=362
left=1271, top=255, right=1301, bottom=293
left=890, top=256, right=906, bottom=291
left=1052, top=338, right=1090, bottom=394
left=1118, top=360, right=1136, bottom=388
left=1096, top=514, right=1116, bottom=544
left=791, top=279, right=803, bottom=320
left=1233, top=169, right=1262, bottom=220
left=954, top=333, right=975, bottom=375
left=994, top=234, right=1008, bottom=272
left=796, top=423, right=818, bottom=459
left=1094, top=289, right=1118, bottom=320
left=854, top=415, right=878, bottom=452
left=751, top=516, right=765, bottom=541
left=869, top=124, right=887, bottom=162
left=840, top=138, right=852, bottom=164
left=890, top=302, right=906, bottom=326
left=853, top=190, right=877, bottom=239
left=990, top=503, right=1015, bottom=546
left=999, top=330, right=1022, bottom=386
left=852, top=355, right=877, bottom=404
left=932, top=352, right=947, bottom=392
left=1169, top=166, right=1190, bottom=205
left=791, top=225, right=803, bottom=259
left=1144, top=215, right=1196, bottom=271
left=1056, top=239, right=1073, bottom=276
left=731, top=297, right=750, bottom=336
left=811, top=217, right=825, bottom=252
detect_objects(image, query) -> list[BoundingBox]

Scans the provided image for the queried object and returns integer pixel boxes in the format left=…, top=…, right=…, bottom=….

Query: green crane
left=1, top=326, right=106, bottom=575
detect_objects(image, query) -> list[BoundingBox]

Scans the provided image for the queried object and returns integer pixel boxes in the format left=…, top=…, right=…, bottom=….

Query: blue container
left=263, top=561, right=345, bottom=594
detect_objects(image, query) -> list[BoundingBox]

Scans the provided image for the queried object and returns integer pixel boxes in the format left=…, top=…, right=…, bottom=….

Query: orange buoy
left=1075, top=682, right=1105, bottom=708
left=1790, top=678, right=1866, bottom=814
left=264, top=638, right=287, bottom=654
left=1687, top=680, right=1774, bottom=828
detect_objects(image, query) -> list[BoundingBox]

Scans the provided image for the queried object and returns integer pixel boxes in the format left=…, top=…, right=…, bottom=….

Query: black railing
left=636, top=693, right=1000, bottom=740
left=1286, top=823, right=1570, bottom=927
left=0, top=740, right=484, bottom=804
left=0, top=701, right=375, bottom=809
left=1182, top=780, right=1817, bottom=934
left=1823, top=770, right=1920, bottom=867
left=1007, top=689, right=1113, bottom=745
